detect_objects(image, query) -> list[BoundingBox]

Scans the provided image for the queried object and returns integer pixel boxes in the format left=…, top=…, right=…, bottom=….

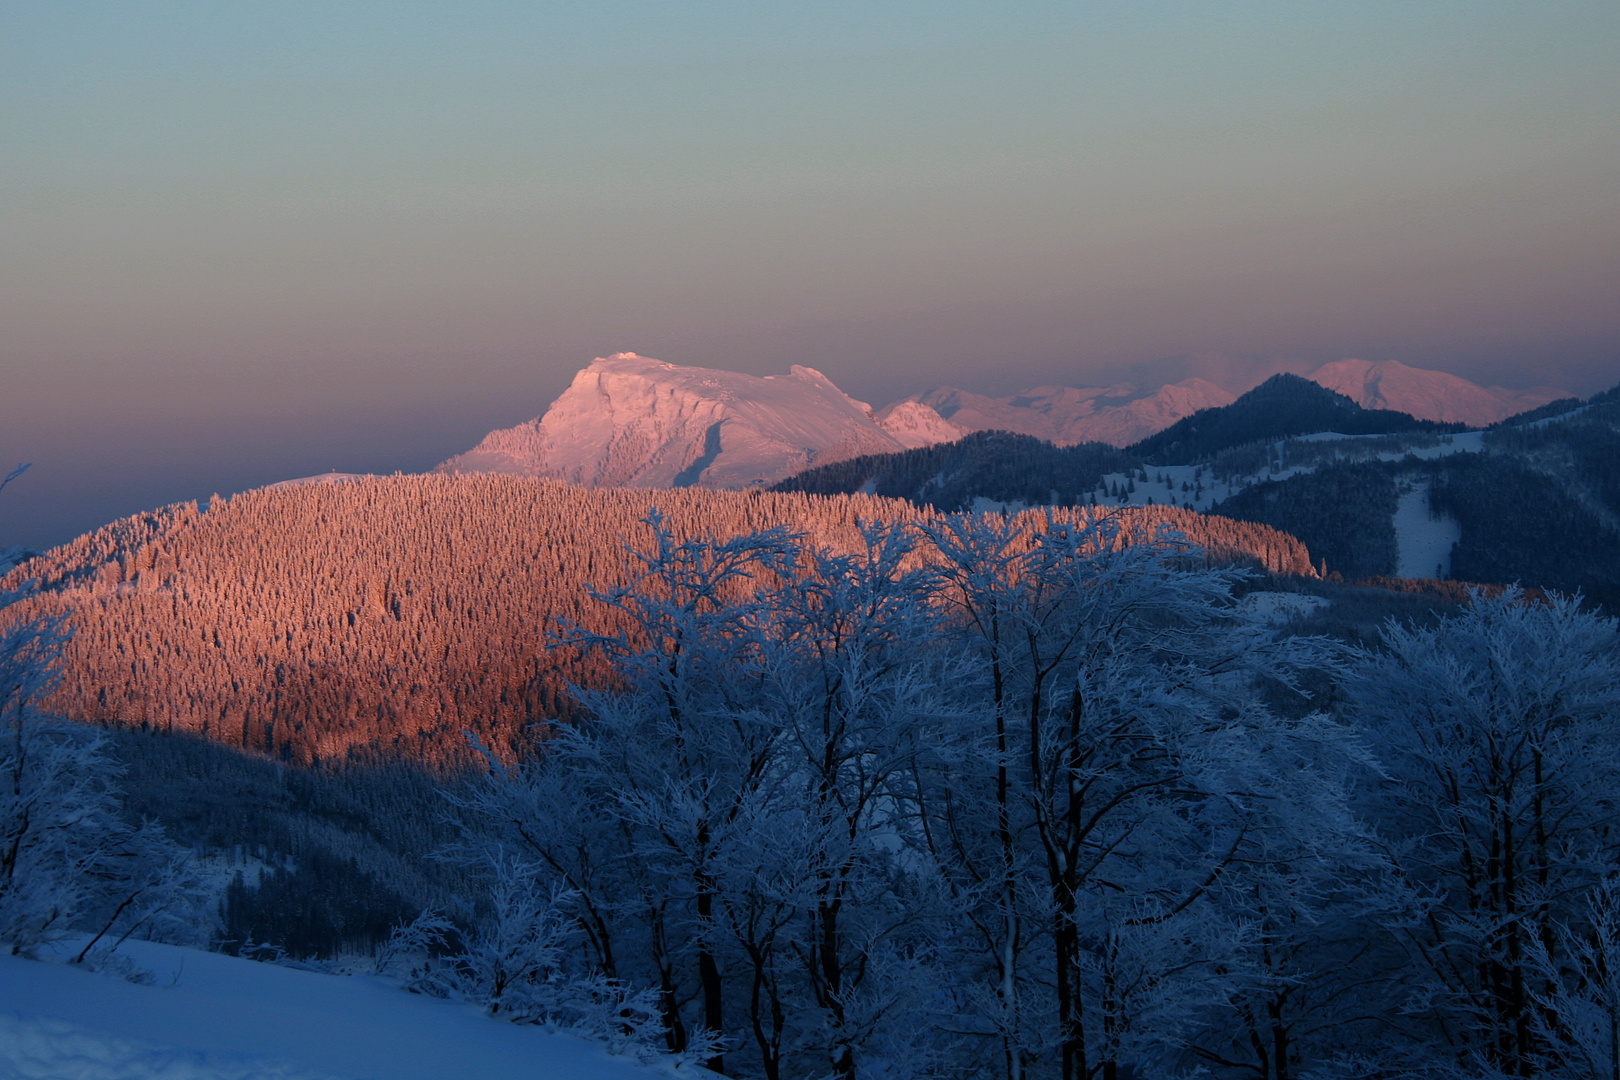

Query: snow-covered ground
left=1392, top=480, right=1462, bottom=580
left=0, top=942, right=679, bottom=1080
left=1237, top=591, right=1331, bottom=625
left=1092, top=429, right=1489, bottom=515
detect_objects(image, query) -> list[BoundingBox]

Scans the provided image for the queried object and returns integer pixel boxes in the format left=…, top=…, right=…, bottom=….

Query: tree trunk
left=819, top=898, right=857, bottom=1080
left=994, top=654, right=1023, bottom=1080
left=1056, top=688, right=1087, bottom=1080
left=697, top=882, right=725, bottom=1073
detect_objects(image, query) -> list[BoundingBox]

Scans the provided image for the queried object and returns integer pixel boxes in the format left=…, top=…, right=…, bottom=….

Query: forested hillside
left=108, top=727, right=464, bottom=959
left=1212, top=396, right=1620, bottom=604
left=1212, top=461, right=1400, bottom=580
left=770, top=430, right=1137, bottom=511
left=773, top=382, right=1620, bottom=603
left=1, top=475, right=1312, bottom=765
left=1128, top=373, right=1457, bottom=463
left=1430, top=453, right=1620, bottom=605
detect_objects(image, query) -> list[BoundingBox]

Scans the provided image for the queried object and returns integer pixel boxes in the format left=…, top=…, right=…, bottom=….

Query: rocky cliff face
left=436, top=353, right=907, bottom=489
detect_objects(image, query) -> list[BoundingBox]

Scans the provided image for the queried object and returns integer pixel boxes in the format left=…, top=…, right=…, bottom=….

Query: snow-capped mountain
left=880, top=378, right=1236, bottom=448
left=874, top=399, right=969, bottom=448
left=437, top=354, right=1569, bottom=492
left=436, top=353, right=906, bottom=489
left=1304, top=359, right=1558, bottom=427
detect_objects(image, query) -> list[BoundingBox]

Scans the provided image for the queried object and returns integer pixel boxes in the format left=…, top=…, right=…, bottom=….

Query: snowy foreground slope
left=0, top=942, right=678, bottom=1080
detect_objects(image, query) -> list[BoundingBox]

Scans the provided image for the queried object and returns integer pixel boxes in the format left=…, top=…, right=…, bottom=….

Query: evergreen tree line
left=1426, top=453, right=1620, bottom=607
left=1213, top=461, right=1401, bottom=580
left=415, top=512, right=1620, bottom=1080
left=1206, top=400, right=1620, bottom=606
left=0, top=476, right=1312, bottom=767
left=771, top=431, right=1138, bottom=512
left=1432, top=396, right=1620, bottom=608
left=105, top=725, right=469, bottom=959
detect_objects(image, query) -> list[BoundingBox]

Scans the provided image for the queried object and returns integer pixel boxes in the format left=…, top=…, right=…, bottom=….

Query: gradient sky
left=3, top=2, right=1618, bottom=550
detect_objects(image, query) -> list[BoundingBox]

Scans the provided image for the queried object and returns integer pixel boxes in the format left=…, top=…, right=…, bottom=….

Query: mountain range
left=1130, top=373, right=1462, bottom=464
left=436, top=354, right=1560, bottom=491
left=781, top=376, right=1620, bottom=605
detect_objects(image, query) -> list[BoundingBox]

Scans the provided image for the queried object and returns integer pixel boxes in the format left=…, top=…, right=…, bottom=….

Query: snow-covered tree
left=1178, top=710, right=1400, bottom=1080
left=453, top=515, right=804, bottom=1072
left=751, top=521, right=967, bottom=1079
left=1525, top=875, right=1620, bottom=1080
left=918, top=510, right=1354, bottom=1080
left=1345, top=590, right=1620, bottom=1075
left=0, top=474, right=204, bottom=962
left=452, top=509, right=1371, bottom=1079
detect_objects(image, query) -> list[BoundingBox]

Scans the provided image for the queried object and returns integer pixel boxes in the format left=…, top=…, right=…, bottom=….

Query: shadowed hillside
left=1214, top=461, right=1402, bottom=581
left=3, top=475, right=1314, bottom=766
left=770, top=430, right=1138, bottom=511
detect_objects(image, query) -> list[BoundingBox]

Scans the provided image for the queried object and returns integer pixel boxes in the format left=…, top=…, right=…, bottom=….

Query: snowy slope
left=1306, top=359, right=1557, bottom=427
left=0, top=942, right=677, bottom=1080
left=437, top=353, right=905, bottom=489
left=889, top=378, right=1235, bottom=448
left=873, top=400, right=967, bottom=449
left=1391, top=479, right=1462, bottom=580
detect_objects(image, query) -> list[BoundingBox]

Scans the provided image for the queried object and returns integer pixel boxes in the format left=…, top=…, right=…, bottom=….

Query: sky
left=2, top=2, right=1618, bottom=550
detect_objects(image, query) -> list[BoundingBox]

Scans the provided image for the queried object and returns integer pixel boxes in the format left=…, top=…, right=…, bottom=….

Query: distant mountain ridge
left=1209, top=391, right=1620, bottom=605
left=1307, top=358, right=1558, bottom=427
left=1129, top=374, right=1460, bottom=464
left=772, top=377, right=1620, bottom=606
left=876, top=359, right=1554, bottom=450
left=879, top=378, right=1237, bottom=448
left=772, top=431, right=1137, bottom=513
left=435, top=353, right=1566, bottom=493
left=772, top=376, right=1454, bottom=512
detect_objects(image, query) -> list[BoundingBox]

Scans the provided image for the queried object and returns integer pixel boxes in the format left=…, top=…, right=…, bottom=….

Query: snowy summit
left=436, top=353, right=907, bottom=489
left=1305, top=358, right=1559, bottom=427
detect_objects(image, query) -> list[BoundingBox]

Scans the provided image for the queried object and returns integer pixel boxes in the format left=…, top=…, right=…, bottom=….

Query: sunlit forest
left=1, top=475, right=1312, bottom=766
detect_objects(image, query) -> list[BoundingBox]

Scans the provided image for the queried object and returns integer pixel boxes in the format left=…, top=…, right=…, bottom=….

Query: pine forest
left=1, top=475, right=1312, bottom=766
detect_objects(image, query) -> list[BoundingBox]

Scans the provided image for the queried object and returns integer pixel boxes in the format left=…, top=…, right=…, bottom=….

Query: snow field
left=1392, top=480, right=1462, bottom=580
left=0, top=941, right=680, bottom=1080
